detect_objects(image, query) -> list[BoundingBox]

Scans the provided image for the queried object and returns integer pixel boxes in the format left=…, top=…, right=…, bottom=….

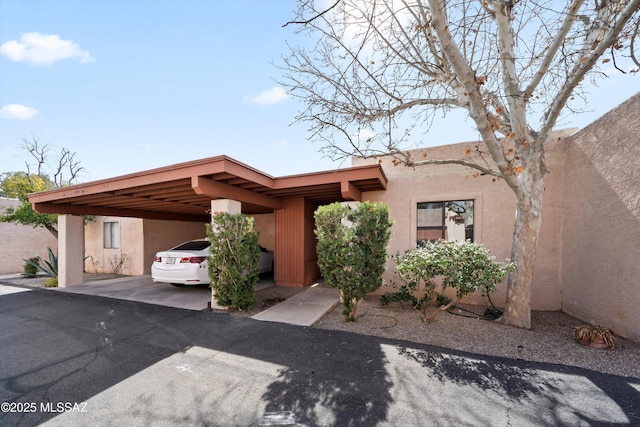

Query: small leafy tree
left=382, top=240, right=515, bottom=321
left=0, top=137, right=86, bottom=238
left=206, top=212, right=260, bottom=311
left=0, top=172, right=59, bottom=237
left=315, top=201, right=393, bottom=321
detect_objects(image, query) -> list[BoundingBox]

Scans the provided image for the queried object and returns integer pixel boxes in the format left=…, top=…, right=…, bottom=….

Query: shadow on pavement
left=1, top=286, right=638, bottom=426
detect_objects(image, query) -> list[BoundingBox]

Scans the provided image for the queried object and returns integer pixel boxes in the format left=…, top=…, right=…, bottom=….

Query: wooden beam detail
left=191, top=176, right=282, bottom=210
left=33, top=203, right=209, bottom=222
left=341, top=181, right=362, bottom=201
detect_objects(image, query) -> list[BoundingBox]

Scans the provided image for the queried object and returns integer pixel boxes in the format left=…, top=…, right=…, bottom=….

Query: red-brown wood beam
left=191, top=176, right=282, bottom=210
left=341, top=181, right=362, bottom=201
left=32, top=202, right=209, bottom=222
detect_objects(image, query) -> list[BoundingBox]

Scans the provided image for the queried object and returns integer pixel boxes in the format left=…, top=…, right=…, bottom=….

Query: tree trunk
left=502, top=161, right=546, bottom=329
left=45, top=223, right=58, bottom=239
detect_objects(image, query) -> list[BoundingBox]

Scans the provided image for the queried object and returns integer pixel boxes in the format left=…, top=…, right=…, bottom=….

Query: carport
left=28, top=155, right=387, bottom=288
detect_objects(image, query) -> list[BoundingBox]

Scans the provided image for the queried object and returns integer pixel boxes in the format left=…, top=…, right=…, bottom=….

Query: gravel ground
left=313, top=295, right=640, bottom=379
left=5, top=275, right=639, bottom=379
left=222, top=284, right=640, bottom=380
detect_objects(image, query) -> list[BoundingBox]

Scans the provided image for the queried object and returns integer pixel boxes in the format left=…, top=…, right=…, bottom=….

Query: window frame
left=103, top=221, right=120, bottom=249
left=410, top=194, right=482, bottom=246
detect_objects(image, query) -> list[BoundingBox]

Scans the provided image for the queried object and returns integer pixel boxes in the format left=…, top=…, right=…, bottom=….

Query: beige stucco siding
left=85, top=217, right=206, bottom=276
left=0, top=198, right=58, bottom=274
left=354, top=143, right=515, bottom=305
left=252, top=213, right=275, bottom=251
left=562, top=93, right=640, bottom=342
left=141, top=219, right=207, bottom=274
left=84, top=212, right=273, bottom=277
left=355, top=136, right=568, bottom=310
left=85, top=217, right=146, bottom=275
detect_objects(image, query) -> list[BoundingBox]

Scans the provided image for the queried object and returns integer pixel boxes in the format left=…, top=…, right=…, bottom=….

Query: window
left=417, top=200, right=474, bottom=244
left=172, top=240, right=211, bottom=251
left=104, top=222, right=120, bottom=249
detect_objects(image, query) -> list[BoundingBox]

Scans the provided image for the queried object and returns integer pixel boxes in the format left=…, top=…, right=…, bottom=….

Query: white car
left=151, top=239, right=274, bottom=286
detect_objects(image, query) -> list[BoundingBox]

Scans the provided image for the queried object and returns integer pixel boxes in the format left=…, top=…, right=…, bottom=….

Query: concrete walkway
left=252, top=283, right=339, bottom=327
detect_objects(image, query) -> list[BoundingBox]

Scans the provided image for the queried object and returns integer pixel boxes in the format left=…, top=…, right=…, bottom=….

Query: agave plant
left=22, top=247, right=58, bottom=278
left=574, top=325, right=616, bottom=349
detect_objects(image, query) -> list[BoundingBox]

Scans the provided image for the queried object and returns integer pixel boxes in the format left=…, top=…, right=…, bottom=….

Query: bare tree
left=1, top=137, right=87, bottom=238
left=23, top=136, right=85, bottom=186
left=23, top=136, right=49, bottom=177
left=281, top=0, right=640, bottom=329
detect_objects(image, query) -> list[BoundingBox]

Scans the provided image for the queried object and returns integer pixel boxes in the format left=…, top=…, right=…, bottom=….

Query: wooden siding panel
left=275, top=198, right=305, bottom=287
left=304, top=200, right=321, bottom=284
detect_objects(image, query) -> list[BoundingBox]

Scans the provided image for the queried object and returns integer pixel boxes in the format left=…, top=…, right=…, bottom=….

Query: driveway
left=1, top=284, right=638, bottom=427
left=54, top=275, right=211, bottom=310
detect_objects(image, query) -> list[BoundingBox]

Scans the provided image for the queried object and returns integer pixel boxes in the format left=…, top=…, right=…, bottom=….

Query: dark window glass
left=172, top=241, right=211, bottom=251
left=417, top=200, right=474, bottom=245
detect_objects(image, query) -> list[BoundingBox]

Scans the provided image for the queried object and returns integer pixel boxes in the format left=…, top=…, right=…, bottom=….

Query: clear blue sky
left=1, top=0, right=638, bottom=182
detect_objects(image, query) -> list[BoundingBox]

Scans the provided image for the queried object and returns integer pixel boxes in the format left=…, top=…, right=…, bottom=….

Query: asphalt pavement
left=1, top=283, right=639, bottom=427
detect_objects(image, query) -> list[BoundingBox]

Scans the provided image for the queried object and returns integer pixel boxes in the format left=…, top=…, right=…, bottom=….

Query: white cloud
left=245, top=87, right=290, bottom=105
left=0, top=32, right=94, bottom=66
left=0, top=104, right=39, bottom=120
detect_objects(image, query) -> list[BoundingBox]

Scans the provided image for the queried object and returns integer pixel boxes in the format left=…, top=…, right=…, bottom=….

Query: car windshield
left=172, top=241, right=210, bottom=251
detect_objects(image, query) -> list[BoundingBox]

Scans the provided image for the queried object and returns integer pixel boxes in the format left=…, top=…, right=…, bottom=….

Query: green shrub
left=43, top=277, right=58, bottom=287
left=23, top=257, right=40, bottom=277
left=381, top=240, right=515, bottom=321
left=315, top=201, right=393, bottom=321
left=206, top=212, right=260, bottom=311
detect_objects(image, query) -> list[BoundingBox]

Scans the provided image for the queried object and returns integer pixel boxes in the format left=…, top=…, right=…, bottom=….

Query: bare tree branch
left=427, top=0, right=517, bottom=189
left=65, top=150, right=85, bottom=184
left=538, top=0, right=640, bottom=152
left=525, top=0, right=586, bottom=98
left=630, top=15, right=640, bottom=68
left=22, top=136, right=49, bottom=177
left=283, top=0, right=341, bottom=27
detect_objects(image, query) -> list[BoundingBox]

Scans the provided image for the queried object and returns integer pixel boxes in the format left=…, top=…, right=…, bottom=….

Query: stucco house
left=27, top=93, right=640, bottom=342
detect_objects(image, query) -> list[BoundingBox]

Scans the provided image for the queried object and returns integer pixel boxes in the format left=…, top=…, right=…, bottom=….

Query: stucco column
left=210, top=199, right=241, bottom=309
left=58, top=214, right=84, bottom=287
left=211, top=199, right=241, bottom=215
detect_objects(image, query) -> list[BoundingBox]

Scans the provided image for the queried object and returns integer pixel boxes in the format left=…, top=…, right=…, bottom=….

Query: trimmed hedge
left=315, top=201, right=393, bottom=321
left=207, top=212, right=260, bottom=310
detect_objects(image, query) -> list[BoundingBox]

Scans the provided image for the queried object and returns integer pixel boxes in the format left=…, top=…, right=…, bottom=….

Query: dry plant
left=574, top=325, right=617, bottom=349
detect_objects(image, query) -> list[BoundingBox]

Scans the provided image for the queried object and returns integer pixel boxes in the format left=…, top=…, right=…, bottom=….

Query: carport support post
left=210, top=199, right=241, bottom=309
left=58, top=214, right=84, bottom=287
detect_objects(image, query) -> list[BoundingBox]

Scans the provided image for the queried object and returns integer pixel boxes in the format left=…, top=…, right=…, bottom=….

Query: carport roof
left=29, top=155, right=388, bottom=222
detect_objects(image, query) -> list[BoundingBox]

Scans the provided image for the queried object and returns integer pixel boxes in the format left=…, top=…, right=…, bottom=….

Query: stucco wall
left=142, top=219, right=207, bottom=274
left=84, top=213, right=272, bottom=277
left=252, top=213, right=275, bottom=251
left=0, top=198, right=58, bottom=274
left=562, top=93, right=640, bottom=342
left=85, top=216, right=146, bottom=275
left=354, top=133, right=570, bottom=310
